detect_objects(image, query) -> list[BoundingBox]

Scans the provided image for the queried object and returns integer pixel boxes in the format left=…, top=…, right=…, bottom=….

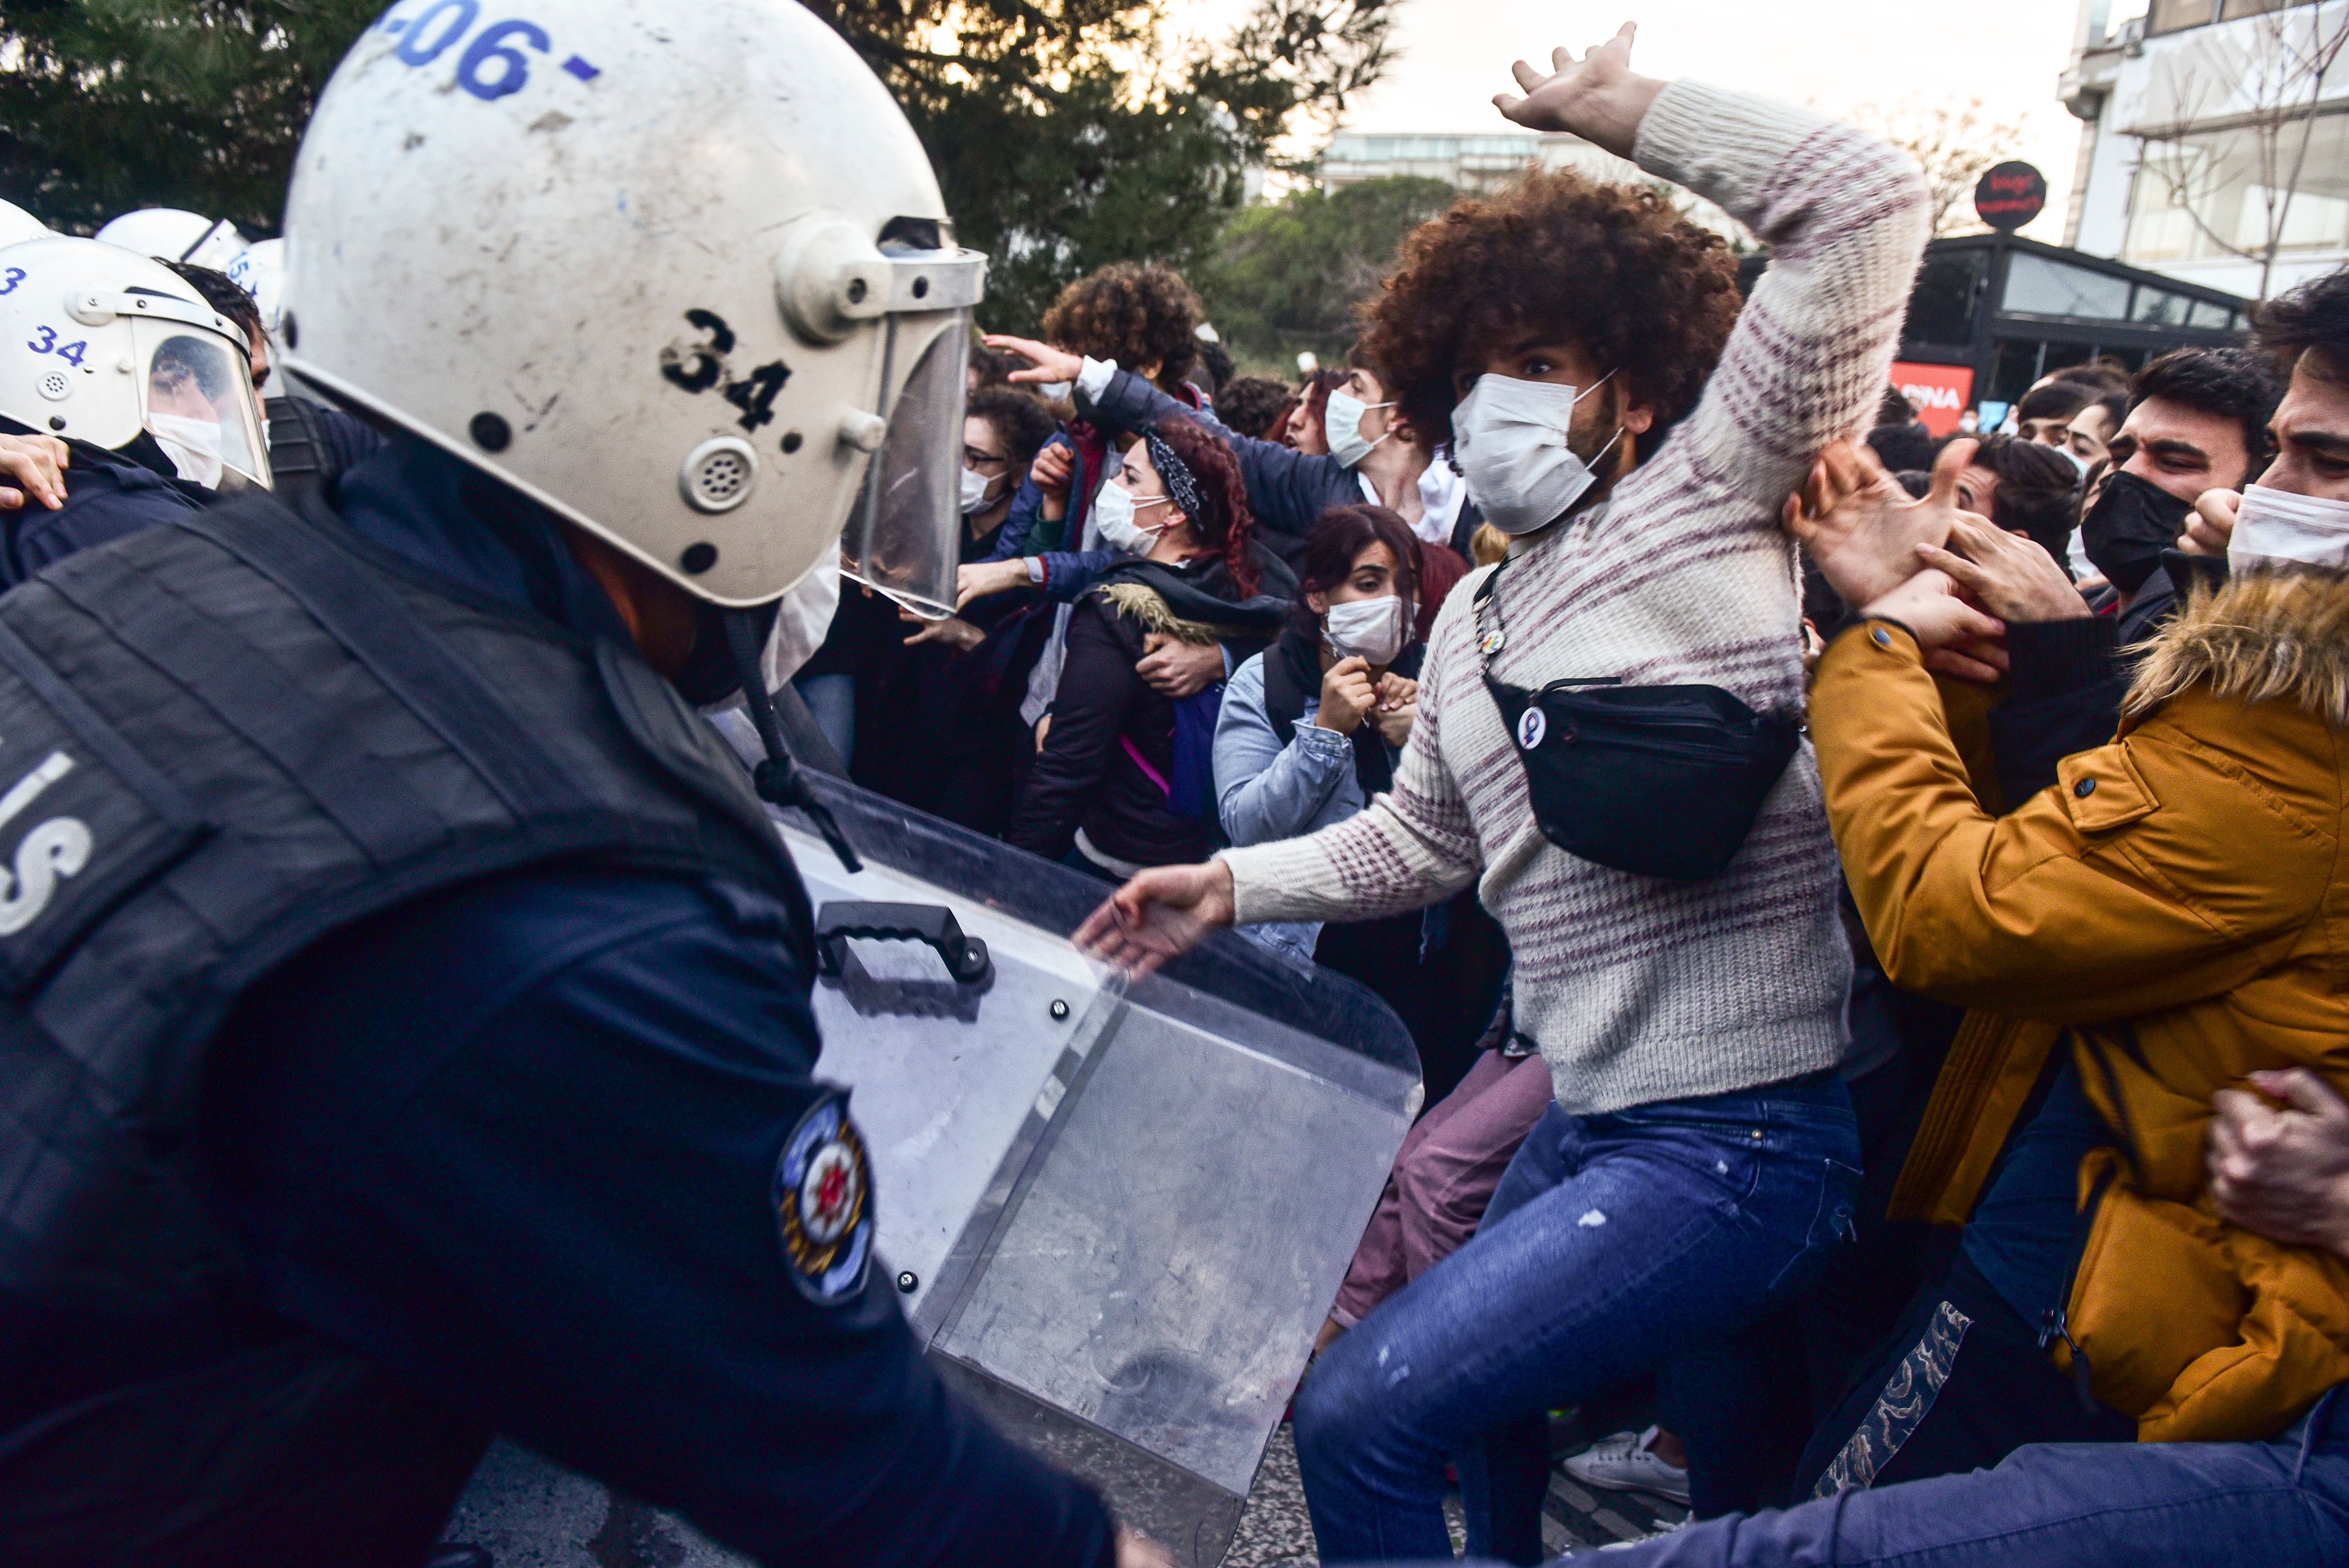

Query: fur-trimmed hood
left=1096, top=581, right=1250, bottom=646
left=1086, top=552, right=1296, bottom=648
left=2125, top=566, right=2349, bottom=726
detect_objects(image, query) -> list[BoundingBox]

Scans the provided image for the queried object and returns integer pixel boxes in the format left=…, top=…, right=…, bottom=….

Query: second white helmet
left=93, top=208, right=250, bottom=273
left=0, top=199, right=50, bottom=250
left=0, top=235, right=271, bottom=492
left=280, top=0, right=986, bottom=611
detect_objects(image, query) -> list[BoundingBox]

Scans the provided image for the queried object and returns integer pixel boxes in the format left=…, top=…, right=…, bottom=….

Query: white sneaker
left=1561, top=1425, right=1692, bottom=1505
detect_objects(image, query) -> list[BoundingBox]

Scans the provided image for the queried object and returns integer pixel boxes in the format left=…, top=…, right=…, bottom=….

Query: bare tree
left=1846, top=95, right=2037, bottom=235
left=2129, top=0, right=2349, bottom=299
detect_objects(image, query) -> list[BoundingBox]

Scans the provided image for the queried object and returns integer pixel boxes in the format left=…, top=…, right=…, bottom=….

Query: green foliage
left=0, top=0, right=1397, bottom=338
left=1196, top=174, right=1456, bottom=372
left=806, top=0, right=1396, bottom=335
left=0, top=0, right=381, bottom=235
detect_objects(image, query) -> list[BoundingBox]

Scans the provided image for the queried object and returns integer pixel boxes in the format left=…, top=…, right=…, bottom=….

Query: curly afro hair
left=1040, top=262, right=1203, bottom=396
left=1213, top=374, right=1294, bottom=441
left=1358, top=173, right=1743, bottom=449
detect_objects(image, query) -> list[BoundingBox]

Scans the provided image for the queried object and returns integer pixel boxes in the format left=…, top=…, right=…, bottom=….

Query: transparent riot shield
left=449, top=748, right=1420, bottom=1568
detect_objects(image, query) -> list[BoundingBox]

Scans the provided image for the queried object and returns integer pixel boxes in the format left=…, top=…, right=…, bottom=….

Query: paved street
left=1221, top=1421, right=1688, bottom=1566
left=448, top=1418, right=1687, bottom=1567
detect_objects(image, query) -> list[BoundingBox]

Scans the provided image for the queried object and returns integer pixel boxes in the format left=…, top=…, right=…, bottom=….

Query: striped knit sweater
left=1219, top=82, right=1931, bottom=1115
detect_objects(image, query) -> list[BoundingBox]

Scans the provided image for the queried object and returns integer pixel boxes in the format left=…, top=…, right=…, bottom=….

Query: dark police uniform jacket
left=0, top=436, right=1116, bottom=1568
left=0, top=401, right=389, bottom=590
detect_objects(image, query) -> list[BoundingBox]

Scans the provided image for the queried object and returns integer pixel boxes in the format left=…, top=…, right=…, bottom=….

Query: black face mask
left=2081, top=470, right=2193, bottom=595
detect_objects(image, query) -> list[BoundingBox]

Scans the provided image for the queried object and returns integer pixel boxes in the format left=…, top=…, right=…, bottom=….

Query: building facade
left=1319, top=130, right=1636, bottom=193
left=2060, top=0, right=2349, bottom=299
left=1317, top=130, right=1745, bottom=240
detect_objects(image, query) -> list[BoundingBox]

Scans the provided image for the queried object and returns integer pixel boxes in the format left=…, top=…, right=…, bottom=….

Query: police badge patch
left=775, top=1092, right=874, bottom=1305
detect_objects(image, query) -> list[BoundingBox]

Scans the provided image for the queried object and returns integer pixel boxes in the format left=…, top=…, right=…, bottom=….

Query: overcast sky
left=1221, top=1, right=2116, bottom=242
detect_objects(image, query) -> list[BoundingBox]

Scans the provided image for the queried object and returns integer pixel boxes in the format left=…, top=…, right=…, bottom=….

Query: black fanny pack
left=1474, top=558, right=1801, bottom=882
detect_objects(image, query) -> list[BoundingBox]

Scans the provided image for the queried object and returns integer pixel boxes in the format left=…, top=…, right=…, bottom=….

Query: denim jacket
left=1214, top=651, right=1374, bottom=962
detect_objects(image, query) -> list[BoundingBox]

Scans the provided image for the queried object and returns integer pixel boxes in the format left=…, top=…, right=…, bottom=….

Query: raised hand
left=982, top=333, right=1084, bottom=388
left=956, top=558, right=1031, bottom=610
left=1030, top=440, right=1075, bottom=501
left=1492, top=21, right=1663, bottom=159
left=1787, top=438, right=1981, bottom=611
left=1316, top=654, right=1378, bottom=736
left=1916, top=513, right=2091, bottom=626
left=2179, top=488, right=2240, bottom=558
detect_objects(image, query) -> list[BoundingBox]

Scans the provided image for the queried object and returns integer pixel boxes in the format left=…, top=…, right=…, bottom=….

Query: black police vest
left=0, top=488, right=812, bottom=1435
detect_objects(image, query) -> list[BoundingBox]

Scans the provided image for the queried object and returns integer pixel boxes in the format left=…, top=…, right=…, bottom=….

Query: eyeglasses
left=964, top=447, right=1011, bottom=472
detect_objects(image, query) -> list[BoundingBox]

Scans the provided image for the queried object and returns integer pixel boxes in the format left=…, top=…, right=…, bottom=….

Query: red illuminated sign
left=1890, top=361, right=1976, bottom=438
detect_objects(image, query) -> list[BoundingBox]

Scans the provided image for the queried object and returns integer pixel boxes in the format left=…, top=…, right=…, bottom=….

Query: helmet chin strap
left=721, top=608, right=862, bottom=873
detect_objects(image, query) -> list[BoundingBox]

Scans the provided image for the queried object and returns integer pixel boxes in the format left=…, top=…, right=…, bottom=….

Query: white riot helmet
left=93, top=208, right=250, bottom=273
left=279, top=0, right=986, bottom=613
left=226, top=237, right=285, bottom=340
left=0, top=200, right=49, bottom=249
left=0, top=235, right=271, bottom=492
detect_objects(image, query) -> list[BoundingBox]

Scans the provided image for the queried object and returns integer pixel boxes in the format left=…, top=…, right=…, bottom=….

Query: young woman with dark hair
left=1007, top=417, right=1295, bottom=876
left=1216, top=502, right=1424, bottom=966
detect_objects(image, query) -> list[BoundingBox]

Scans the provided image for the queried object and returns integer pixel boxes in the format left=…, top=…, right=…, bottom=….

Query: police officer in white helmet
left=0, top=235, right=269, bottom=579
left=0, top=5, right=1161, bottom=1565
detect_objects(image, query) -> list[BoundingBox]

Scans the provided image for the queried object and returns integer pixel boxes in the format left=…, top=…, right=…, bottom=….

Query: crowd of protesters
left=780, top=25, right=2349, bottom=1567
left=5, top=16, right=2348, bottom=1568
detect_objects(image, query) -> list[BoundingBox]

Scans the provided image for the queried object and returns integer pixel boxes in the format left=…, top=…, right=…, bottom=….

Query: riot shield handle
left=814, top=901, right=993, bottom=986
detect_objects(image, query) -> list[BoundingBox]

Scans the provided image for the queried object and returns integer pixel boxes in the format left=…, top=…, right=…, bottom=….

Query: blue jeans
left=1540, top=1384, right=2349, bottom=1566
left=1296, top=1076, right=1862, bottom=1564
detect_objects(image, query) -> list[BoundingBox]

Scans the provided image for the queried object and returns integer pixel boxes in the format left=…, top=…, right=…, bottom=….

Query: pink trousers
left=1329, top=1048, right=1555, bottom=1327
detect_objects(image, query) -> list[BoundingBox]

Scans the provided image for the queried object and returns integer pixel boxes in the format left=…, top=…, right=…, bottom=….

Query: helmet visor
left=132, top=319, right=270, bottom=493
left=839, top=314, right=968, bottom=620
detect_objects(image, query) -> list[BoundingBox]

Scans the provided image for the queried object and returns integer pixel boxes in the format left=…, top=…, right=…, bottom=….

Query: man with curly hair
left=1075, top=21, right=1930, bottom=1561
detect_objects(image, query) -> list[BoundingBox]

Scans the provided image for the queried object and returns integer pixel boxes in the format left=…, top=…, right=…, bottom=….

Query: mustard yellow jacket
left=1813, top=570, right=2349, bottom=1443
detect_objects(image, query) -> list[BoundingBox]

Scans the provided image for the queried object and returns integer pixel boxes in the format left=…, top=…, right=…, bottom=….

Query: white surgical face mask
left=960, top=465, right=999, bottom=516
left=1323, top=593, right=1405, bottom=665
left=1449, top=371, right=1620, bottom=535
left=1093, top=478, right=1173, bottom=556
left=1037, top=380, right=1074, bottom=401
left=2229, top=482, right=2349, bottom=574
left=147, top=412, right=225, bottom=489
left=1324, top=390, right=1395, bottom=470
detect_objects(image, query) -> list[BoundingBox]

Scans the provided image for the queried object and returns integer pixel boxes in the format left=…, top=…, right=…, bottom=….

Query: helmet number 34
left=378, top=2, right=602, bottom=102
